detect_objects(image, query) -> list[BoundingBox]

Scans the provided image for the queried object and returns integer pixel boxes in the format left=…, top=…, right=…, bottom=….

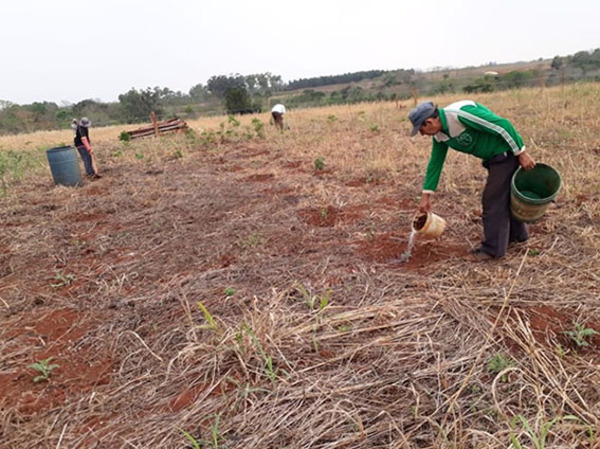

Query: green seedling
left=197, top=301, right=219, bottom=331
left=527, top=249, right=540, bottom=257
left=509, top=414, right=580, bottom=449
left=227, top=115, right=240, bottom=127
left=28, top=357, right=59, bottom=383
left=487, top=353, right=515, bottom=382
left=224, top=287, right=236, bottom=297
left=180, top=428, right=201, bottom=449
left=244, top=325, right=279, bottom=383
left=181, top=414, right=227, bottom=449
left=314, top=157, right=326, bottom=171
left=295, top=283, right=331, bottom=312
left=398, top=250, right=412, bottom=262
left=236, top=232, right=261, bottom=249
left=564, top=322, right=598, bottom=347
left=251, top=118, right=265, bottom=138
left=51, top=272, right=75, bottom=288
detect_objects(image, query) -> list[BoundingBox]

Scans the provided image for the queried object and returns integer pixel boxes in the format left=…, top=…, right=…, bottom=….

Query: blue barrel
left=46, top=146, right=83, bottom=187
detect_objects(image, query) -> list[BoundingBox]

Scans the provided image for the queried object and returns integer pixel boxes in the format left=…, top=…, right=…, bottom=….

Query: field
left=1, top=84, right=599, bottom=448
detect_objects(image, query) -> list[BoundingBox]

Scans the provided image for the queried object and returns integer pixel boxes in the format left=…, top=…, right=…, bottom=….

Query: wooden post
left=538, top=64, right=545, bottom=91
left=412, top=86, right=419, bottom=107
left=150, top=111, right=159, bottom=138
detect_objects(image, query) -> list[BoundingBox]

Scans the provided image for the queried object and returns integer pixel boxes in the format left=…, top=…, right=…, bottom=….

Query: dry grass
left=1, top=84, right=599, bottom=448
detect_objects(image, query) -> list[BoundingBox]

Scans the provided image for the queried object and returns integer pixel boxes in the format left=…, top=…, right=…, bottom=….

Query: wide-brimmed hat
left=80, top=117, right=91, bottom=127
left=408, top=102, right=436, bottom=136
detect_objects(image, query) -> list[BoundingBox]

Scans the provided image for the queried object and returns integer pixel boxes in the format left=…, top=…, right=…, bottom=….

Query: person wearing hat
left=408, top=100, right=536, bottom=260
left=74, top=117, right=101, bottom=179
left=271, top=103, right=286, bottom=131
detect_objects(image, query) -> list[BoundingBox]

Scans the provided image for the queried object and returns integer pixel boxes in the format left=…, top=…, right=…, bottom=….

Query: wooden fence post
left=150, top=111, right=159, bottom=138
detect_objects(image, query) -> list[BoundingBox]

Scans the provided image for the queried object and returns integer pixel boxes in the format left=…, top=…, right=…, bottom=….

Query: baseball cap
left=408, top=102, right=436, bottom=136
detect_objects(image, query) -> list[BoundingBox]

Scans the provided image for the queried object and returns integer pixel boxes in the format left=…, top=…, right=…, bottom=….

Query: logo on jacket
left=455, top=132, right=473, bottom=146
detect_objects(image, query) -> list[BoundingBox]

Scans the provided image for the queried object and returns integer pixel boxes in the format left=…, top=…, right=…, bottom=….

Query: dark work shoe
left=509, top=237, right=528, bottom=245
left=471, top=248, right=495, bottom=261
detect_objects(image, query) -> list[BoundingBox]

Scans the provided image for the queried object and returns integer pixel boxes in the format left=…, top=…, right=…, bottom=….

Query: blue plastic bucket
left=46, top=146, right=82, bottom=187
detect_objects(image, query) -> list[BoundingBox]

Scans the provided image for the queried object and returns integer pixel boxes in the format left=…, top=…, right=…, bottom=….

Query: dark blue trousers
left=76, top=146, right=95, bottom=176
left=480, top=153, right=528, bottom=257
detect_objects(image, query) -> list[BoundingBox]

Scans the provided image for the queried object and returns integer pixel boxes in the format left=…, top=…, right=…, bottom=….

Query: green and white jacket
left=422, top=100, right=525, bottom=193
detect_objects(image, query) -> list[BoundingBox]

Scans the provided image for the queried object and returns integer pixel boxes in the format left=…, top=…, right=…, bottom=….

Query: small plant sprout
left=196, top=301, right=219, bottom=332
left=51, top=272, right=75, bottom=288
left=244, top=325, right=279, bottom=383
left=206, top=414, right=226, bottom=449
left=28, top=357, right=59, bottom=383
left=398, top=249, right=412, bottom=262
left=487, top=353, right=515, bottom=382
left=227, top=115, right=240, bottom=127
left=236, top=232, right=261, bottom=249
left=509, top=414, right=580, bottom=449
left=564, top=322, right=598, bottom=347
left=118, top=131, right=131, bottom=142
left=224, top=287, right=235, bottom=297
left=294, top=283, right=331, bottom=312
left=251, top=117, right=265, bottom=138
left=180, top=428, right=201, bottom=449
left=314, top=157, right=326, bottom=171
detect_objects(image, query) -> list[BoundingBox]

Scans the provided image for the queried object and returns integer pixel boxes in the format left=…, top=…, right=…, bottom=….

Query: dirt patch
left=499, top=306, right=600, bottom=362
left=356, top=232, right=466, bottom=268
left=376, top=196, right=414, bottom=210
left=345, top=177, right=384, bottom=187
left=298, top=205, right=367, bottom=227
left=243, top=173, right=275, bottom=182
left=0, top=308, right=113, bottom=416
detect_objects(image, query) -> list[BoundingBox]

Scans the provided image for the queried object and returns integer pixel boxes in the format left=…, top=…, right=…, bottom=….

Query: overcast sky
left=1, top=0, right=598, bottom=105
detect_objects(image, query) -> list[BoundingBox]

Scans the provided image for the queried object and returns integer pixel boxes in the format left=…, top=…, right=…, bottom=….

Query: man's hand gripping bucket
left=412, top=212, right=447, bottom=238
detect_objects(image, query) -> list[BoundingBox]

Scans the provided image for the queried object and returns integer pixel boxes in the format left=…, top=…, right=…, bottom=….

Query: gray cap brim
left=410, top=124, right=421, bottom=136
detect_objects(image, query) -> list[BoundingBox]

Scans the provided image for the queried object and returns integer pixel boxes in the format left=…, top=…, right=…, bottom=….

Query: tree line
left=1, top=49, right=599, bottom=136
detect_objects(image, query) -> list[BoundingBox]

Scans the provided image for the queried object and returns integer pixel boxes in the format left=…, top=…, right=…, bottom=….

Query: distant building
left=484, top=71, right=499, bottom=76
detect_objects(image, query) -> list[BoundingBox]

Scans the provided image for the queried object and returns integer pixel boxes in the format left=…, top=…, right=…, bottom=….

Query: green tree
left=118, top=87, right=165, bottom=123
left=224, top=87, right=252, bottom=114
left=189, top=83, right=210, bottom=102
left=551, top=56, right=564, bottom=70
left=206, top=74, right=246, bottom=99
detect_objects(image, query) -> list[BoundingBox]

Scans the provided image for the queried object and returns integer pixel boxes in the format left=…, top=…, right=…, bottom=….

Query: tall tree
left=118, top=87, right=165, bottom=123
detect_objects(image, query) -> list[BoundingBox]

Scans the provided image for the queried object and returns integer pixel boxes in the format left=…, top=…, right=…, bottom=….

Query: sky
left=1, top=0, right=599, bottom=105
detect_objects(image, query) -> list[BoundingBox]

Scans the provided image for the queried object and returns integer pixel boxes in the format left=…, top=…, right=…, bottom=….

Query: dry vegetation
left=1, top=84, right=599, bottom=448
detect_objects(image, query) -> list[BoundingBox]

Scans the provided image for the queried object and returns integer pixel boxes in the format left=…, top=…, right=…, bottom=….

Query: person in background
left=408, top=100, right=536, bottom=261
left=74, top=117, right=101, bottom=179
left=271, top=103, right=286, bottom=131
left=71, top=118, right=79, bottom=135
